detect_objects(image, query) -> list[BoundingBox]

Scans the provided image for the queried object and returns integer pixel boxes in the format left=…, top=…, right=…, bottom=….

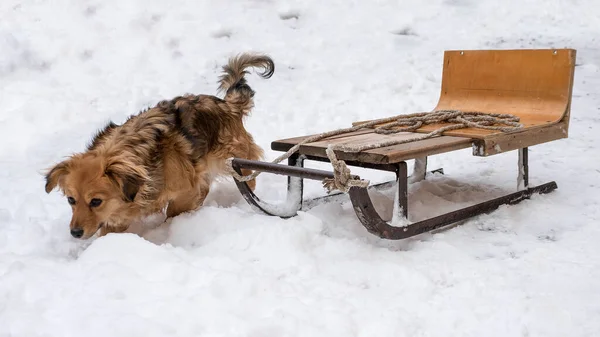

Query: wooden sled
left=230, top=48, right=577, bottom=240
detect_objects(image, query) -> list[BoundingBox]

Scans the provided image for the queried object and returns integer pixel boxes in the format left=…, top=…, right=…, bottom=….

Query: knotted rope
left=225, top=110, right=523, bottom=193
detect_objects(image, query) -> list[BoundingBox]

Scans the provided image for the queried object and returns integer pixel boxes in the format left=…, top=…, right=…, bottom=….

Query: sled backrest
left=429, top=48, right=577, bottom=138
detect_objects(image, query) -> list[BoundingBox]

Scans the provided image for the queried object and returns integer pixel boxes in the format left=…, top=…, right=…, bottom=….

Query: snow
left=1, top=0, right=600, bottom=336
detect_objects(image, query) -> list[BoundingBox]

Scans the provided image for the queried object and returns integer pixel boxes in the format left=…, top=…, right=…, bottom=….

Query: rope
left=225, top=110, right=523, bottom=193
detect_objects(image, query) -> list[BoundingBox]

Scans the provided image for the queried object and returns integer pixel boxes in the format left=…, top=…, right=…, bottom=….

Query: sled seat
left=272, top=130, right=472, bottom=165
left=272, top=49, right=576, bottom=163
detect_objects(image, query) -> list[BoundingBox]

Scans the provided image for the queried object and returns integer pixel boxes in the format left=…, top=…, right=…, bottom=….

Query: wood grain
left=272, top=130, right=472, bottom=164
left=472, top=121, right=569, bottom=156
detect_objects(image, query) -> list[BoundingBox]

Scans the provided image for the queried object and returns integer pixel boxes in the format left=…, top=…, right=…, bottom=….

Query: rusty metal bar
left=301, top=154, right=399, bottom=172
left=231, top=158, right=341, bottom=181
left=348, top=181, right=557, bottom=240
left=519, top=147, right=529, bottom=189
left=231, top=159, right=304, bottom=218
left=396, top=162, right=408, bottom=218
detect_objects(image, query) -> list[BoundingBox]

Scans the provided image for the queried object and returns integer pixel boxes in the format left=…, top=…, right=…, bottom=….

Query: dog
left=44, top=53, right=274, bottom=240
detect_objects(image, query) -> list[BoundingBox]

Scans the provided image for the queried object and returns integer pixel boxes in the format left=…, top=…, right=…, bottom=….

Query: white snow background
left=1, top=0, right=599, bottom=336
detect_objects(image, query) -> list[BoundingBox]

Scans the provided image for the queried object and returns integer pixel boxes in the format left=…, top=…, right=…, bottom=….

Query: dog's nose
left=70, top=228, right=84, bottom=238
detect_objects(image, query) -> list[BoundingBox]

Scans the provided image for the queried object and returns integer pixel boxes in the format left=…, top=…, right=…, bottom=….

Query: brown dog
left=44, top=53, right=273, bottom=239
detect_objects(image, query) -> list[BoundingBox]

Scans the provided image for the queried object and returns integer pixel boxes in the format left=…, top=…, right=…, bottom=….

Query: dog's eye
left=89, top=198, right=103, bottom=208
left=67, top=197, right=76, bottom=205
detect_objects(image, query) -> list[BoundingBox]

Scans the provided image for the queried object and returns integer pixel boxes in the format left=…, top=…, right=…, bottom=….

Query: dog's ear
left=105, top=159, right=147, bottom=202
left=45, top=160, right=70, bottom=193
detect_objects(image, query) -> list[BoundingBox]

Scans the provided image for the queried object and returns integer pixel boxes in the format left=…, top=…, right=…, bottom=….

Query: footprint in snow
left=391, top=26, right=418, bottom=37
left=278, top=10, right=300, bottom=29
left=83, top=6, right=97, bottom=17
left=211, top=28, right=232, bottom=39
left=80, top=50, right=93, bottom=61
left=279, top=10, right=300, bottom=21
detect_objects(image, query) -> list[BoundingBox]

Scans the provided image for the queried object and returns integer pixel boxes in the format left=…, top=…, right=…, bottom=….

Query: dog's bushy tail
left=217, top=53, right=274, bottom=117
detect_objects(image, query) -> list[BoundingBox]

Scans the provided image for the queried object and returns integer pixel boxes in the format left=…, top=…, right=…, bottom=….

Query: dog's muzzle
left=70, top=228, right=84, bottom=238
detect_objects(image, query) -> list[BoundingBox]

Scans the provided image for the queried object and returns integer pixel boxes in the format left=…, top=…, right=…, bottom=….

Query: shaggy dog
left=44, top=53, right=274, bottom=239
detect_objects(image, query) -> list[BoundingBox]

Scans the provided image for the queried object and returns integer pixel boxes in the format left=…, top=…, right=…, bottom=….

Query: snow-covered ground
left=1, top=0, right=599, bottom=336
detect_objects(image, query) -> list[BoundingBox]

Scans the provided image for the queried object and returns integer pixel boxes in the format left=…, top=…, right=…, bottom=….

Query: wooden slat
left=343, top=136, right=472, bottom=164
left=305, top=131, right=422, bottom=149
left=271, top=130, right=374, bottom=152
left=472, top=122, right=569, bottom=156
left=272, top=130, right=472, bottom=164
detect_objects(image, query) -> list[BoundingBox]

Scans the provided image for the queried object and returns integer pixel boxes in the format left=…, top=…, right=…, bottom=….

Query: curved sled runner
left=231, top=48, right=577, bottom=240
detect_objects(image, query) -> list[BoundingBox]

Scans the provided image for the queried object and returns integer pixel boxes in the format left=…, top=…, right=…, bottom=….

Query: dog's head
left=44, top=153, right=147, bottom=239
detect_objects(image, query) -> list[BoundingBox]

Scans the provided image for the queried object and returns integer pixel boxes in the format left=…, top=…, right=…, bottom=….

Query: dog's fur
left=44, top=53, right=274, bottom=239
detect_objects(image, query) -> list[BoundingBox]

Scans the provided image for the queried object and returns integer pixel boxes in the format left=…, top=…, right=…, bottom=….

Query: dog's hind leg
left=232, top=142, right=263, bottom=191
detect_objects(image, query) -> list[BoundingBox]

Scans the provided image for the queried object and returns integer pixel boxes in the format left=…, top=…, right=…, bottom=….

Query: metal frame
left=231, top=147, right=557, bottom=240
